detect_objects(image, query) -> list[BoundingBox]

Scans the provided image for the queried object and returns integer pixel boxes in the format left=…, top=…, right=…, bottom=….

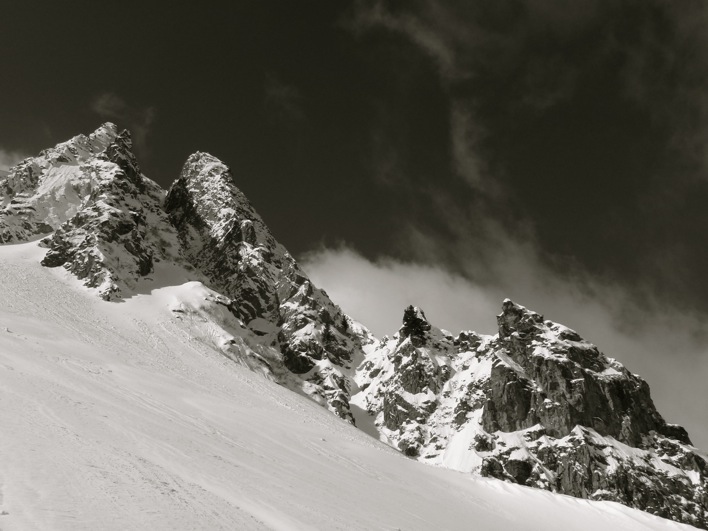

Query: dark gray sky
left=2, top=1, right=707, bottom=447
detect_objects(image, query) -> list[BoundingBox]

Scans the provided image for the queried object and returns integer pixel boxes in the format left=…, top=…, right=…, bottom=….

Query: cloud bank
left=302, top=243, right=708, bottom=450
left=332, top=1, right=708, bottom=449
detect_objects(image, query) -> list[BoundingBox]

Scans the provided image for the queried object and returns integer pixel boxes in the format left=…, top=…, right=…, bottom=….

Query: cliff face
left=2, top=124, right=705, bottom=528
left=1, top=125, right=373, bottom=419
left=40, top=130, right=181, bottom=300
left=353, top=301, right=707, bottom=529
left=164, top=152, right=374, bottom=420
left=0, top=123, right=118, bottom=244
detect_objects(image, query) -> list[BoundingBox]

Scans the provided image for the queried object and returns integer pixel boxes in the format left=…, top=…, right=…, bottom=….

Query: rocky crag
left=1, top=125, right=705, bottom=528
left=354, top=302, right=707, bottom=528
left=0, top=124, right=373, bottom=422
left=163, top=151, right=373, bottom=420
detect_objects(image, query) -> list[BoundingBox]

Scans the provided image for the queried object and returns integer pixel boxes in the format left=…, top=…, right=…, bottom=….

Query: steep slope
left=0, top=123, right=117, bottom=243
left=354, top=302, right=708, bottom=528
left=40, top=130, right=182, bottom=299
left=0, top=122, right=181, bottom=299
left=2, top=124, right=705, bottom=528
left=164, top=152, right=374, bottom=420
left=0, top=240, right=697, bottom=531
left=1, top=125, right=371, bottom=421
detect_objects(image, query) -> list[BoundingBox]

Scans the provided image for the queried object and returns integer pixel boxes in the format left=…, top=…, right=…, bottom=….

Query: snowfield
left=0, top=241, right=697, bottom=530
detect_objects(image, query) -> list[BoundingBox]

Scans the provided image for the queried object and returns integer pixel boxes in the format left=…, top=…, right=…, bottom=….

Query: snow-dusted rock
left=2, top=126, right=373, bottom=419
left=353, top=300, right=708, bottom=529
left=1, top=124, right=182, bottom=299
left=164, top=152, right=374, bottom=420
left=0, top=123, right=119, bottom=243
left=39, top=129, right=181, bottom=299
left=2, top=124, right=705, bottom=528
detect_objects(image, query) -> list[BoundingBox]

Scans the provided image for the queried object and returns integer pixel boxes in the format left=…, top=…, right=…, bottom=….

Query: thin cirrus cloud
left=91, top=92, right=156, bottom=155
left=302, top=245, right=500, bottom=337
left=264, top=74, right=305, bottom=126
left=350, top=0, right=708, bottom=180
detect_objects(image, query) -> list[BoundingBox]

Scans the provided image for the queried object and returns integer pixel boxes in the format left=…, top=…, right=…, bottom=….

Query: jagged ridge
left=0, top=125, right=373, bottom=421
left=353, top=302, right=707, bottom=528
left=164, top=152, right=375, bottom=420
left=1, top=124, right=705, bottom=529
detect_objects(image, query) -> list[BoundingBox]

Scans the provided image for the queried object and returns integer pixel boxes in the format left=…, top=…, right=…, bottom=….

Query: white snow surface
left=0, top=241, right=696, bottom=531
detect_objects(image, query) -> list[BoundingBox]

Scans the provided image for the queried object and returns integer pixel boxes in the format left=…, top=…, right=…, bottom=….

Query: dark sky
left=2, top=1, right=707, bottom=446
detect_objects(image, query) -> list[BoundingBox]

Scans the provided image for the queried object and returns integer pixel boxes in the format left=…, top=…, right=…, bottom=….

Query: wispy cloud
left=264, top=74, right=305, bottom=126
left=449, top=102, right=493, bottom=194
left=349, top=0, right=708, bottom=194
left=347, top=2, right=493, bottom=195
left=348, top=2, right=459, bottom=79
left=336, top=0, right=708, bottom=450
left=616, top=3, right=708, bottom=173
left=302, top=245, right=499, bottom=336
left=0, top=148, right=30, bottom=170
left=91, top=92, right=156, bottom=154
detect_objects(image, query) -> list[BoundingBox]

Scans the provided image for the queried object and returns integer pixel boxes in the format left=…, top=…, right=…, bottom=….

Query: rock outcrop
left=0, top=123, right=118, bottom=243
left=353, top=300, right=707, bottom=529
left=1, top=125, right=373, bottom=420
left=2, top=124, right=705, bottom=528
left=164, top=152, right=375, bottom=420
left=40, top=130, right=181, bottom=299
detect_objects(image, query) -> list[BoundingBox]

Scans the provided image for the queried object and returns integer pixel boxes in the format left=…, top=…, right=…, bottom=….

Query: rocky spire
left=165, top=151, right=373, bottom=422
left=103, top=129, right=142, bottom=186
left=354, top=299, right=706, bottom=528
left=165, top=151, right=285, bottom=323
left=2, top=124, right=704, bottom=528
left=37, top=125, right=178, bottom=299
left=497, top=298, right=545, bottom=338
left=400, top=305, right=432, bottom=345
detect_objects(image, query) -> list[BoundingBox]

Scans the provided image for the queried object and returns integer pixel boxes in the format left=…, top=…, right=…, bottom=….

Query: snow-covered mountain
left=1, top=124, right=705, bottom=529
left=354, top=303, right=707, bottom=528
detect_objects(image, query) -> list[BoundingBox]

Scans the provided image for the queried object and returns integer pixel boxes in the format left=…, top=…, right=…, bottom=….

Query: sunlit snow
left=0, top=241, right=695, bottom=530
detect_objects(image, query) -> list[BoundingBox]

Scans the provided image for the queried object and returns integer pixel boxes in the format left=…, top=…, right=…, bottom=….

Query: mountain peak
left=182, top=151, right=234, bottom=185
left=186, top=150, right=223, bottom=165
left=49, top=121, right=120, bottom=164
left=166, top=151, right=271, bottom=251
left=497, top=298, right=544, bottom=338
left=103, top=129, right=142, bottom=185
left=2, top=124, right=705, bottom=529
left=400, top=305, right=432, bottom=343
left=91, top=121, right=119, bottom=143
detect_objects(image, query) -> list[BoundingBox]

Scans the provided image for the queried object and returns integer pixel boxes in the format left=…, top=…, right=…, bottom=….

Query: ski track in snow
left=0, top=241, right=697, bottom=530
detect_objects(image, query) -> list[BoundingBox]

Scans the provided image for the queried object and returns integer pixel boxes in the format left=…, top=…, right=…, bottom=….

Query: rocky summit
left=1, top=125, right=705, bottom=529
left=354, top=301, right=707, bottom=528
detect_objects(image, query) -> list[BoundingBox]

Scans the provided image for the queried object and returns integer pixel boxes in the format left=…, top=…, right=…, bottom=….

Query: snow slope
left=0, top=241, right=697, bottom=530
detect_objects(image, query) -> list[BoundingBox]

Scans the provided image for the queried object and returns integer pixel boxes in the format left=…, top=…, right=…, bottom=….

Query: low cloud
left=0, top=148, right=30, bottom=170
left=91, top=92, right=156, bottom=154
left=302, top=246, right=499, bottom=337
left=302, top=243, right=708, bottom=451
left=337, top=1, right=708, bottom=450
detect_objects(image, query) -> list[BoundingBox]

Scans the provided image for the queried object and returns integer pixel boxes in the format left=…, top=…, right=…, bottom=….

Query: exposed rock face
left=483, top=299, right=684, bottom=446
left=1, top=127, right=373, bottom=422
left=0, top=123, right=182, bottom=299
left=353, top=301, right=707, bottom=529
left=164, top=152, right=374, bottom=420
left=0, top=123, right=118, bottom=243
left=38, top=130, right=180, bottom=300
left=401, top=305, right=432, bottom=346
left=3, top=124, right=706, bottom=528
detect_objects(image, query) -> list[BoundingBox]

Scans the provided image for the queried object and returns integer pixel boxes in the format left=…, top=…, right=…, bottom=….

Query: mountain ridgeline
left=1, top=125, right=705, bottom=528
